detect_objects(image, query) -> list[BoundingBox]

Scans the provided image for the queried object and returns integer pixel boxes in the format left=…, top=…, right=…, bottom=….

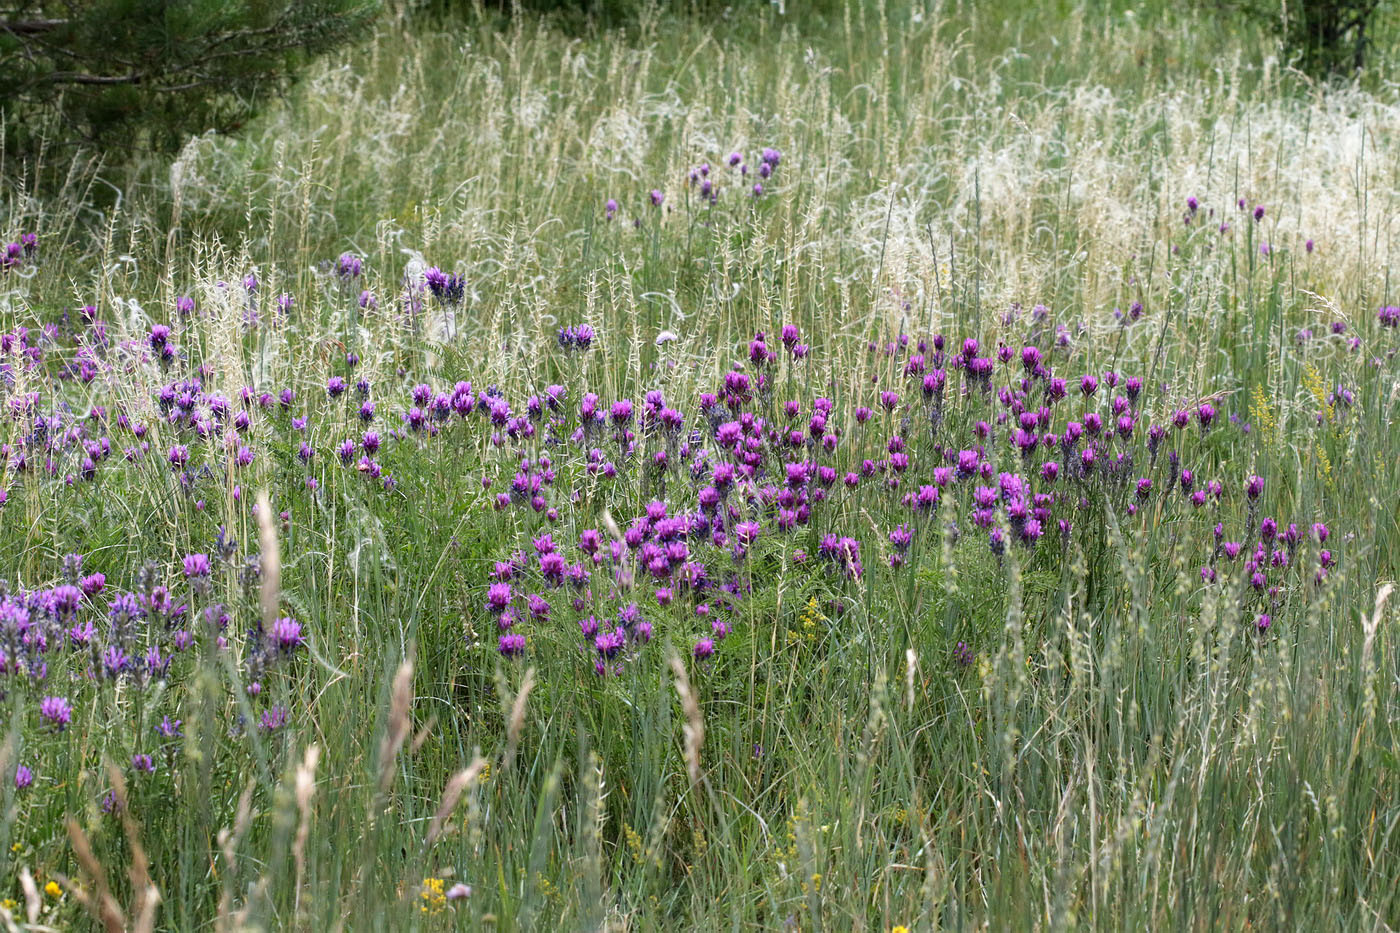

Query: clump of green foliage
left=0, top=0, right=379, bottom=160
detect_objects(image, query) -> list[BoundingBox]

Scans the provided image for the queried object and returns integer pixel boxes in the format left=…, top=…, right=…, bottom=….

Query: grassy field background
left=2, top=0, right=1400, bottom=928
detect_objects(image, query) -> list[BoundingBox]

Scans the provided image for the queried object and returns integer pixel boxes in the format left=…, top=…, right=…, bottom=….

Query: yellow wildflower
left=419, top=877, right=446, bottom=914
left=1302, top=364, right=1332, bottom=423
left=1315, top=444, right=1333, bottom=488
left=45, top=881, right=62, bottom=898
left=1248, top=384, right=1277, bottom=443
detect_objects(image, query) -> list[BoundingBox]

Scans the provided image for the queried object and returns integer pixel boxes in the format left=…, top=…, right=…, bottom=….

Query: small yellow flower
left=892, top=926, right=911, bottom=933
left=1248, top=384, right=1277, bottom=443
left=1, top=898, right=16, bottom=911
left=419, top=877, right=446, bottom=914
left=45, top=881, right=62, bottom=898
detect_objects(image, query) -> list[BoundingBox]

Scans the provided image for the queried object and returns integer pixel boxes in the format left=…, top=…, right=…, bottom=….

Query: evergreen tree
left=1, top=0, right=379, bottom=158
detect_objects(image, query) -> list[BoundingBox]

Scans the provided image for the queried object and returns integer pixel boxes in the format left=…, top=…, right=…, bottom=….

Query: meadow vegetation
left=1, top=0, right=1399, bottom=928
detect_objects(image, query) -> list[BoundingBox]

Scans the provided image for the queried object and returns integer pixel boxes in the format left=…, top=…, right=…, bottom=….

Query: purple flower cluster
left=608, top=145, right=785, bottom=221
left=557, top=324, right=595, bottom=351
left=424, top=266, right=465, bottom=306
left=435, top=318, right=1353, bottom=669
left=2, top=233, right=38, bottom=270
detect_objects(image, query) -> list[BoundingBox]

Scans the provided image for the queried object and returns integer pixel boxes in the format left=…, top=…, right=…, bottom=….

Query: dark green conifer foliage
left=1, top=0, right=379, bottom=158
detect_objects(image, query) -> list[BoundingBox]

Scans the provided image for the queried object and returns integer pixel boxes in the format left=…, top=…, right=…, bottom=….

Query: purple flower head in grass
left=157, top=716, right=182, bottom=739
left=14, top=765, right=33, bottom=789
left=336, top=252, right=363, bottom=279
left=558, top=324, right=595, bottom=350
left=424, top=267, right=465, bottom=305
left=594, top=629, right=626, bottom=660
left=605, top=198, right=618, bottom=219
left=260, top=707, right=289, bottom=732
left=102, top=645, right=132, bottom=678
left=889, top=524, right=913, bottom=552
left=1245, top=475, right=1263, bottom=500
left=734, top=521, right=762, bottom=545
left=693, top=637, right=715, bottom=660
left=650, top=189, right=664, bottom=207
left=271, top=617, right=305, bottom=653
left=132, top=754, right=155, bottom=774
left=39, top=696, right=72, bottom=730
left=1378, top=306, right=1399, bottom=327
left=499, top=633, right=526, bottom=657
left=486, top=582, right=513, bottom=612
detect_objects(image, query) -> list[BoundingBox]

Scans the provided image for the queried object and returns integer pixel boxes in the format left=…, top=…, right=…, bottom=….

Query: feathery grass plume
left=501, top=666, right=536, bottom=773
left=668, top=650, right=704, bottom=787
left=424, top=755, right=487, bottom=849
left=1352, top=583, right=1394, bottom=767
left=64, top=818, right=125, bottom=933
left=904, top=647, right=918, bottom=713
left=82, top=764, right=163, bottom=932
left=377, top=660, right=415, bottom=794
left=575, top=749, right=608, bottom=927
left=16, top=867, right=39, bottom=925
left=256, top=489, right=280, bottom=630
left=292, top=745, right=322, bottom=915
left=215, top=780, right=257, bottom=933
